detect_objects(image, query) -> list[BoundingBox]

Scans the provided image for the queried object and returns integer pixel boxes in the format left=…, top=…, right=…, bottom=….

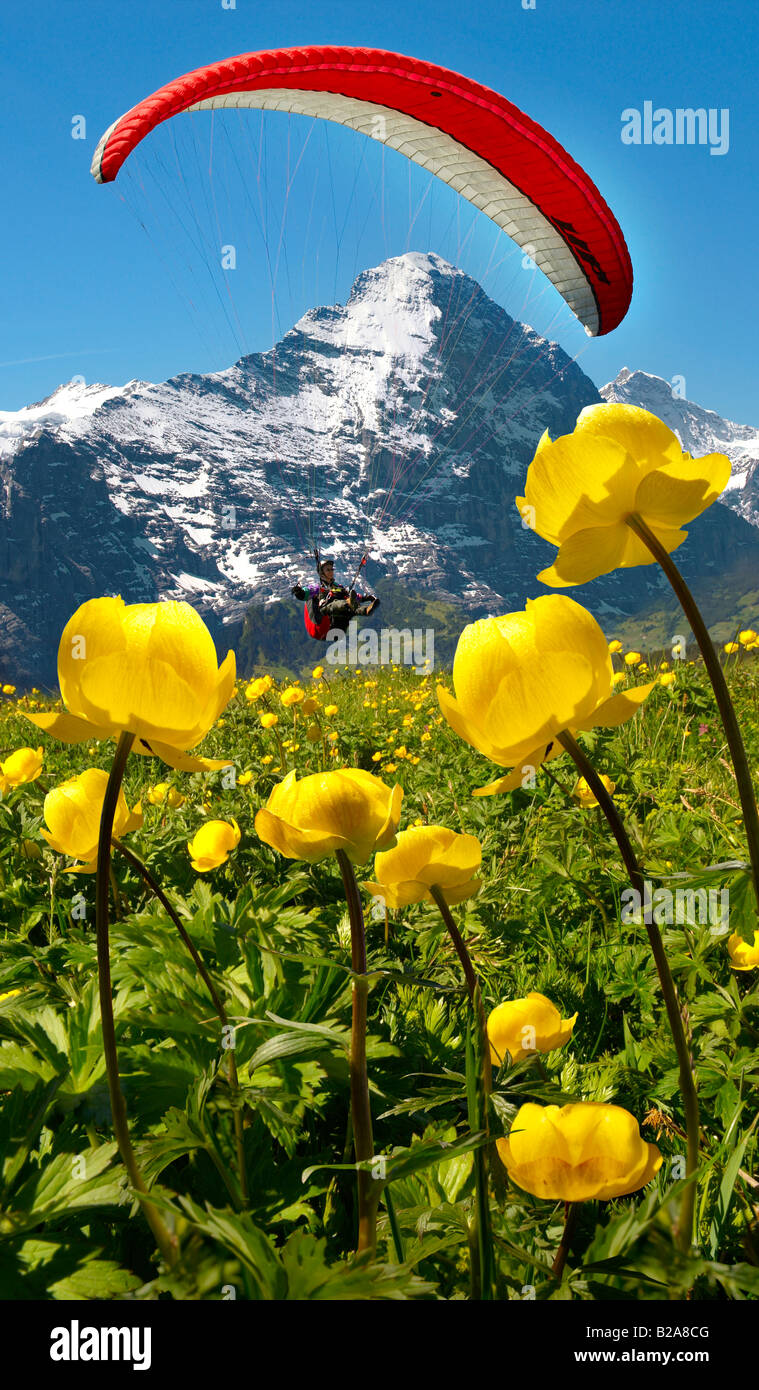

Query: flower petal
left=24, top=711, right=110, bottom=743
left=633, top=451, right=731, bottom=525
left=576, top=681, right=655, bottom=731
left=138, top=740, right=233, bottom=771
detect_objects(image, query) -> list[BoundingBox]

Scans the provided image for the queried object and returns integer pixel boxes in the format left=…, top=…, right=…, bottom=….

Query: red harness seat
left=303, top=602, right=331, bottom=641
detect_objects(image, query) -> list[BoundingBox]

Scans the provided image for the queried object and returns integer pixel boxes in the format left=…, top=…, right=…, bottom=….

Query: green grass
left=0, top=648, right=758, bottom=1300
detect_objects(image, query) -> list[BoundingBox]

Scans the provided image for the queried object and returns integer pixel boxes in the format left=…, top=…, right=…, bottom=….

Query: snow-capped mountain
left=601, top=367, right=759, bottom=526
left=2, top=253, right=758, bottom=687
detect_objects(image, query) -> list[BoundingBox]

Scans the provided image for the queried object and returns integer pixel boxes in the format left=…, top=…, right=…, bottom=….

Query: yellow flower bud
left=727, top=930, right=759, bottom=971
left=41, top=768, right=142, bottom=871
left=0, top=746, right=44, bottom=791
left=572, top=773, right=615, bottom=808
left=488, top=993, right=576, bottom=1065
left=187, top=818, right=240, bottom=872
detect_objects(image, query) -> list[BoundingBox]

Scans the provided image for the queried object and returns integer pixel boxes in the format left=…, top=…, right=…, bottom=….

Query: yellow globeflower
left=147, top=781, right=169, bottom=805
left=437, top=596, right=653, bottom=795
left=260, top=712, right=279, bottom=729
left=488, top=993, right=577, bottom=1065
left=724, top=642, right=739, bottom=655
left=2, top=684, right=17, bottom=695
left=306, top=724, right=321, bottom=743
left=281, top=686, right=305, bottom=707
left=324, top=704, right=339, bottom=718
left=237, top=770, right=253, bottom=786
left=24, top=597, right=235, bottom=771
left=624, top=651, right=641, bottom=667
left=41, top=768, right=143, bottom=872
left=516, top=403, right=731, bottom=587
left=167, top=786, right=186, bottom=807
left=312, top=666, right=325, bottom=680
left=572, top=773, right=615, bottom=807
left=738, top=629, right=757, bottom=646
left=497, top=1102, right=662, bottom=1201
left=727, top=931, right=759, bottom=971
left=255, top=768, right=401, bottom=865
left=658, top=671, right=676, bottom=687
left=187, top=818, right=240, bottom=872
left=0, top=746, right=44, bottom=792
left=363, top=826, right=481, bottom=909
left=608, top=639, right=622, bottom=654
left=302, top=697, right=319, bottom=716
left=245, top=675, right=273, bottom=701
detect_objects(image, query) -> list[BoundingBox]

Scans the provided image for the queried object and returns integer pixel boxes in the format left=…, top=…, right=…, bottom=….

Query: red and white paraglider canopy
left=91, top=45, right=632, bottom=336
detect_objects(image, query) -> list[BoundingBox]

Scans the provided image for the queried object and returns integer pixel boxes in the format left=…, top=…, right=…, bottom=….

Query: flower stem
left=112, top=837, right=248, bottom=1206
left=557, top=730, right=699, bottom=1252
left=552, top=1201, right=578, bottom=1281
left=335, top=848, right=380, bottom=1256
left=626, top=511, right=759, bottom=910
left=429, top=883, right=492, bottom=1095
left=96, top=732, right=177, bottom=1267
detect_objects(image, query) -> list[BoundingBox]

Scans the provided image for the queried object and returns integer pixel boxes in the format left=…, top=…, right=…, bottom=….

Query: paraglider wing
left=91, top=45, right=632, bottom=335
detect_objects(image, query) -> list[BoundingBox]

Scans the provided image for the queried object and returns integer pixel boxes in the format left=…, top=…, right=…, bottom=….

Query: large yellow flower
left=516, top=403, right=731, bottom=587
left=437, top=595, right=653, bottom=795
left=41, top=767, right=143, bottom=872
left=497, top=1102, right=662, bottom=1201
left=187, top=818, right=241, bottom=872
left=488, top=993, right=576, bottom=1065
left=255, top=769, right=401, bottom=865
left=363, top=825, right=481, bottom=909
left=0, top=746, right=44, bottom=793
left=24, top=598, right=235, bottom=771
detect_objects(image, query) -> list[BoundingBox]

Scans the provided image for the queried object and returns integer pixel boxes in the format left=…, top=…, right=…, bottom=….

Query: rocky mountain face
left=1, top=253, right=758, bottom=686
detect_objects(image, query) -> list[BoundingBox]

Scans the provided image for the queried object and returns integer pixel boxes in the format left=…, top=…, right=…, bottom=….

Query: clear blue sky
left=2, top=0, right=757, bottom=421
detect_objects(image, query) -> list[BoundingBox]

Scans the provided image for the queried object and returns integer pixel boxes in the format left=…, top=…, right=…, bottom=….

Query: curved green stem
left=112, top=837, right=248, bottom=1207
left=626, top=511, right=759, bottom=911
left=336, top=848, right=379, bottom=1256
left=96, top=733, right=177, bottom=1267
left=429, top=883, right=492, bottom=1096
left=557, top=730, right=699, bottom=1253
left=431, top=884, right=497, bottom=1298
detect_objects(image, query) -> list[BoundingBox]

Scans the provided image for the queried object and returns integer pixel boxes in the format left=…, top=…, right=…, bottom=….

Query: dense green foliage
left=0, top=650, right=757, bottom=1300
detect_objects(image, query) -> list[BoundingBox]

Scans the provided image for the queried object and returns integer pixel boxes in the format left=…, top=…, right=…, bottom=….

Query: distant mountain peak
left=1, top=256, right=758, bottom=686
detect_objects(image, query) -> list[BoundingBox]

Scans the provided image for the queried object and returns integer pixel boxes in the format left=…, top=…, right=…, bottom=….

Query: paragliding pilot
left=292, top=557, right=379, bottom=642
